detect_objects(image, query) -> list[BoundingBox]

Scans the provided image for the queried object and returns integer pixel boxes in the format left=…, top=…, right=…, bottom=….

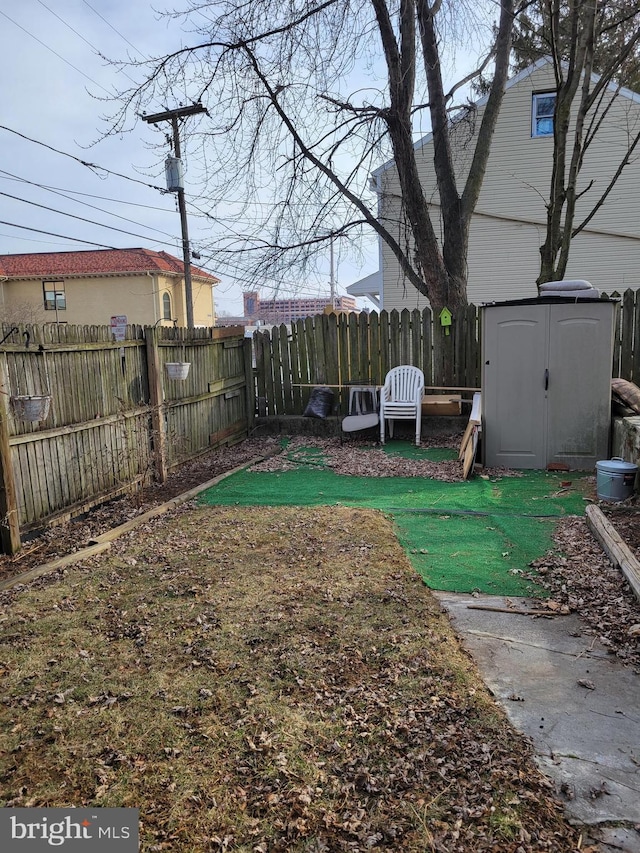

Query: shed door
left=483, top=304, right=548, bottom=468
left=547, top=302, right=614, bottom=468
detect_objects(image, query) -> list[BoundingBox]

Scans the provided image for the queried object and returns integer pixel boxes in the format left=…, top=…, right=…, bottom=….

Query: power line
left=0, top=221, right=118, bottom=249
left=82, top=0, right=147, bottom=59
left=0, top=175, right=178, bottom=240
left=0, top=130, right=363, bottom=225
left=35, top=0, right=102, bottom=54
left=0, top=169, right=173, bottom=213
left=33, top=0, right=143, bottom=89
left=0, top=9, right=112, bottom=96
left=0, top=191, right=180, bottom=249
left=0, top=167, right=355, bottom=218
left=0, top=125, right=167, bottom=193
left=0, top=230, right=91, bottom=249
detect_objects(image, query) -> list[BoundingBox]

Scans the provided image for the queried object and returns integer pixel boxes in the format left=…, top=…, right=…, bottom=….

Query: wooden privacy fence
left=607, top=290, right=640, bottom=383
left=254, top=305, right=481, bottom=416
left=254, top=292, right=640, bottom=417
left=0, top=323, right=252, bottom=554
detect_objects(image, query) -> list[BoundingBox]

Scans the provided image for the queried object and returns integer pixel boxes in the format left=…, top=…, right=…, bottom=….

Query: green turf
left=201, top=467, right=587, bottom=515
left=199, top=449, right=590, bottom=595
left=380, top=443, right=459, bottom=462
left=393, top=512, right=557, bottom=595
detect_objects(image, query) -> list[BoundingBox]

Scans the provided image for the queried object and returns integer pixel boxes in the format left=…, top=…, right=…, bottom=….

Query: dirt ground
left=1, top=434, right=639, bottom=670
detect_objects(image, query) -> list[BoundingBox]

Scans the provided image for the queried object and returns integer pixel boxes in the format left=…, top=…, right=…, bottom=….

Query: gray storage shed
left=482, top=297, right=616, bottom=470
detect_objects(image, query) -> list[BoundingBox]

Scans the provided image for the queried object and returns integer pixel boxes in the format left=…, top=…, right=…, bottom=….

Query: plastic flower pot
left=165, top=362, right=191, bottom=380
left=11, top=395, right=52, bottom=422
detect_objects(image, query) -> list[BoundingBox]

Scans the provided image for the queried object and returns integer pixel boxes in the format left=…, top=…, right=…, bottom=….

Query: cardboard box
left=421, top=394, right=462, bottom=416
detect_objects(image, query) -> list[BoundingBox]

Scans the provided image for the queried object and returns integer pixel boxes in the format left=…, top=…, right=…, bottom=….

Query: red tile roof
left=0, top=248, right=219, bottom=281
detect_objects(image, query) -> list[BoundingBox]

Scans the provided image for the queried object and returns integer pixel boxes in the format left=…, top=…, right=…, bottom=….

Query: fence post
left=0, top=355, right=21, bottom=554
left=145, top=327, right=168, bottom=483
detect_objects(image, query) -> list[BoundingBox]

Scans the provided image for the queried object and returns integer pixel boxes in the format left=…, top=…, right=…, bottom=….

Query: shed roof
left=0, top=248, right=219, bottom=282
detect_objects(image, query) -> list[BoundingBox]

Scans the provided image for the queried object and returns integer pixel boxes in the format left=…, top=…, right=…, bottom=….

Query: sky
left=0, top=0, right=381, bottom=316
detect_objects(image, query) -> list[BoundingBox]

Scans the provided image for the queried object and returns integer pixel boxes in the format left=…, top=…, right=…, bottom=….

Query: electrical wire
left=0, top=167, right=358, bottom=220
left=34, top=0, right=144, bottom=89
left=0, top=9, right=112, bottom=96
left=0, top=230, right=89, bottom=248
left=0, top=191, right=181, bottom=249
left=35, top=0, right=106, bottom=55
left=0, top=125, right=167, bottom=193
left=0, top=220, right=119, bottom=249
left=0, top=176, right=178, bottom=239
left=82, top=0, right=147, bottom=59
left=0, top=170, right=171, bottom=212
left=0, top=219, right=344, bottom=304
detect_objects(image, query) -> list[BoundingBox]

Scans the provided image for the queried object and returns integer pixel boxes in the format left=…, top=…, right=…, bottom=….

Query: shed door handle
left=544, top=369, right=549, bottom=390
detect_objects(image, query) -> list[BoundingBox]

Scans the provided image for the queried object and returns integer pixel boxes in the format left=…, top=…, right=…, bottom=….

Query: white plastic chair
left=379, top=365, right=425, bottom=446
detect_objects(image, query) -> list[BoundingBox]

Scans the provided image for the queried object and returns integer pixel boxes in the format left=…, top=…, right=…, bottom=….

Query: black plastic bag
left=303, top=387, right=334, bottom=418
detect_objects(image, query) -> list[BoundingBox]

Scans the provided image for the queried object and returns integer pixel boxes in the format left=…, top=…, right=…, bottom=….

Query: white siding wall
left=380, top=60, right=640, bottom=310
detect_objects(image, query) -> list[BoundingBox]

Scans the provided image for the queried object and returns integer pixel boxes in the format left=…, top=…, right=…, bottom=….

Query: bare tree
left=107, top=0, right=516, bottom=380
left=0, top=301, right=46, bottom=327
left=536, top=0, right=640, bottom=284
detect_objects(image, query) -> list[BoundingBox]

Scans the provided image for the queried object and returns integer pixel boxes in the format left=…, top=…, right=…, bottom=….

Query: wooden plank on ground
left=459, top=392, right=482, bottom=460
left=585, top=504, right=640, bottom=604
left=462, top=425, right=479, bottom=480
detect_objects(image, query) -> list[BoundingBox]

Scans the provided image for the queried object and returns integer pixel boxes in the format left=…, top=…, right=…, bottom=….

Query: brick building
left=243, top=291, right=357, bottom=324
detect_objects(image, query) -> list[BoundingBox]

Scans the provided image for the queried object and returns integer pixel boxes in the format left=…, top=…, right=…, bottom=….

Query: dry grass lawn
left=0, top=504, right=582, bottom=851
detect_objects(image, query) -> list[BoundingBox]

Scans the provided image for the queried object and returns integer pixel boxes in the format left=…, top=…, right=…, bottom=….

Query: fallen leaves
left=529, top=515, right=640, bottom=668
left=0, top=504, right=584, bottom=851
left=249, top=436, right=518, bottom=482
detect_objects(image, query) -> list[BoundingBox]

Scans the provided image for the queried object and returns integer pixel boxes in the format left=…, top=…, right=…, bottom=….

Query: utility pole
left=142, top=103, right=208, bottom=328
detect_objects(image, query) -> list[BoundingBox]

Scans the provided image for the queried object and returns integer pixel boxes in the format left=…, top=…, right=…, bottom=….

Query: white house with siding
left=353, top=58, right=640, bottom=311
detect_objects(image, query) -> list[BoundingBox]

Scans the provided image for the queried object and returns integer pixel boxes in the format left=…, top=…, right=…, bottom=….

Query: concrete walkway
left=434, top=592, right=640, bottom=853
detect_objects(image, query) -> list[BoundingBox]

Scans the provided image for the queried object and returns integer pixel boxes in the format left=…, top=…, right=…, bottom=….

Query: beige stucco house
left=0, top=248, right=219, bottom=328
left=353, top=58, right=640, bottom=311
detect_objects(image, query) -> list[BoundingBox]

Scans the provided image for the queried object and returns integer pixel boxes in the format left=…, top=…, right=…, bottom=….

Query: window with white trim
left=532, top=92, right=556, bottom=137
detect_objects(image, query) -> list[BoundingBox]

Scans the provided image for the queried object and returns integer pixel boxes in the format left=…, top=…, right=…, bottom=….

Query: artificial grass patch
left=394, top=512, right=556, bottom=595
left=199, top=467, right=586, bottom=515
left=380, top=442, right=459, bottom=462
left=197, top=462, right=590, bottom=595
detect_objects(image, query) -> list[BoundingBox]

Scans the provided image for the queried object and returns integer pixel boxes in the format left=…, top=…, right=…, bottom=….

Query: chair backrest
left=383, top=365, right=424, bottom=402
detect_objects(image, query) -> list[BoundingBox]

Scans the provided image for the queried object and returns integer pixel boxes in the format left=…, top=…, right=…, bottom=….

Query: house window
left=532, top=92, right=556, bottom=137
left=162, top=292, right=172, bottom=320
left=43, top=280, right=66, bottom=311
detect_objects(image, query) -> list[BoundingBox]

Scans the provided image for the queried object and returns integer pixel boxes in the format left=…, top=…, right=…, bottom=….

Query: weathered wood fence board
left=0, top=323, right=250, bottom=553
left=253, top=306, right=483, bottom=416
left=253, top=296, right=638, bottom=417
left=600, top=290, right=640, bottom=383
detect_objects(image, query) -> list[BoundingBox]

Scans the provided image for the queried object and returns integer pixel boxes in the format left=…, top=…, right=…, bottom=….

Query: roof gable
left=0, top=248, right=219, bottom=282
left=372, top=56, right=640, bottom=178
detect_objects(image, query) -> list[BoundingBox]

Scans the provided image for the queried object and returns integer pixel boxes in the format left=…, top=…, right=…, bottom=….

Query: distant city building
left=243, top=291, right=358, bottom=324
